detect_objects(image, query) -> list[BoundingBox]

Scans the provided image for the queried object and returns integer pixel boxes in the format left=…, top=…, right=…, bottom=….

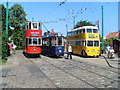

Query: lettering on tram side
left=31, top=32, right=40, bottom=36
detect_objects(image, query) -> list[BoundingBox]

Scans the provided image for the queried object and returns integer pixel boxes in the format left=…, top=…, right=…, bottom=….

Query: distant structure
left=44, top=29, right=58, bottom=37
left=113, top=39, right=120, bottom=54
left=106, top=32, right=119, bottom=40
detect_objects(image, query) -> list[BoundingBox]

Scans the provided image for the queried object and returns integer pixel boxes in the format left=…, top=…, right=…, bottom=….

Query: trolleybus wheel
left=82, top=50, right=87, bottom=58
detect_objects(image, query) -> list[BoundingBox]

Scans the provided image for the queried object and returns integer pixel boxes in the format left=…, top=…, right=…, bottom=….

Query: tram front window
left=33, top=38, right=37, bottom=45
left=87, top=41, right=93, bottom=47
left=58, top=37, right=62, bottom=45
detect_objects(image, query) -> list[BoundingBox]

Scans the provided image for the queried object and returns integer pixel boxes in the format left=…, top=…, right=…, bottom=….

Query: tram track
left=39, top=56, right=101, bottom=89
left=26, top=54, right=118, bottom=88
left=28, top=58, right=60, bottom=88
left=41, top=55, right=118, bottom=87
left=72, top=56, right=118, bottom=74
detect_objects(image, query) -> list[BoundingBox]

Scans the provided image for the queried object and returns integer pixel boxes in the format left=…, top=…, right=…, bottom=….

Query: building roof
left=106, top=32, right=120, bottom=39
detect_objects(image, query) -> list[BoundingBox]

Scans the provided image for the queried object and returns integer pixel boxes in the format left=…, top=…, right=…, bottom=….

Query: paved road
left=0, top=51, right=119, bottom=88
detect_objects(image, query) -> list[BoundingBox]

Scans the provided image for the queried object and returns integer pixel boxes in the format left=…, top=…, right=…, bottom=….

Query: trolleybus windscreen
left=87, top=41, right=93, bottom=46
left=94, top=41, right=99, bottom=46
left=86, top=29, right=92, bottom=33
left=93, top=29, right=98, bottom=33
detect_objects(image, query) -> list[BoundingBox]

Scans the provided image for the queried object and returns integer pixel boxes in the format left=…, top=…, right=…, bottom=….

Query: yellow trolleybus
left=67, top=26, right=100, bottom=57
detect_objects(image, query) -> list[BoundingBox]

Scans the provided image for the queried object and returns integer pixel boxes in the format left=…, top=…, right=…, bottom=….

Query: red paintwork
left=24, top=29, right=42, bottom=54
left=26, top=30, right=42, bottom=37
left=25, top=46, right=41, bottom=54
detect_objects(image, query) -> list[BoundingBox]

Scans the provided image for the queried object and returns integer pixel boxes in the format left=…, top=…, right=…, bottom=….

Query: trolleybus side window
left=93, top=29, right=98, bottom=33
left=82, top=40, right=85, bottom=46
left=94, top=41, right=99, bottom=46
left=83, top=29, right=85, bottom=33
left=86, top=29, right=92, bottom=33
left=87, top=41, right=93, bottom=47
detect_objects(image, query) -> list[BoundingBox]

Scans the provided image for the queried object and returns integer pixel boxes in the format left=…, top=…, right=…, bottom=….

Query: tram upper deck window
left=87, top=41, right=93, bottom=47
left=93, top=29, right=98, bottom=33
left=86, top=29, right=92, bottom=33
left=32, top=23, right=37, bottom=29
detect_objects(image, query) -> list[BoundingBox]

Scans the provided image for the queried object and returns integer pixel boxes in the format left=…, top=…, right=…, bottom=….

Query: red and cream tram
left=23, top=22, right=42, bottom=57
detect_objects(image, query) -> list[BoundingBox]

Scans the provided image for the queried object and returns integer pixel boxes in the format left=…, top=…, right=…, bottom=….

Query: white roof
left=68, top=26, right=98, bottom=33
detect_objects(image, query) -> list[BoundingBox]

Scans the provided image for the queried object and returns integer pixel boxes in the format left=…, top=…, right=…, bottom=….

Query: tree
left=9, top=4, right=27, bottom=49
left=74, top=20, right=95, bottom=29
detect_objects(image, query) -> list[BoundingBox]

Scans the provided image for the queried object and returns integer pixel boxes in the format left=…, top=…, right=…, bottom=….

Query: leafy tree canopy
left=74, top=20, right=95, bottom=29
left=9, top=3, right=27, bottom=49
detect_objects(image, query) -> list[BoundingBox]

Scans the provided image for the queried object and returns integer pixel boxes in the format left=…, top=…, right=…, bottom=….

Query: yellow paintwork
left=67, top=33, right=100, bottom=56
left=67, top=33, right=100, bottom=40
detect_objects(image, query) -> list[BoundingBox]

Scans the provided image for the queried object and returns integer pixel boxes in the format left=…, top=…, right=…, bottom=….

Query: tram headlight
left=59, top=50, right=62, bottom=53
left=33, top=48, right=36, bottom=51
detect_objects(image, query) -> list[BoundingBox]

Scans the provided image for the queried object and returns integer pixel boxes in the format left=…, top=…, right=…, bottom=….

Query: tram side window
left=94, top=41, right=99, bottom=46
left=38, top=38, right=41, bottom=45
left=33, top=38, right=37, bottom=45
left=86, top=29, right=92, bottom=33
left=87, top=41, right=93, bottom=47
left=93, top=29, right=98, bottom=33
left=29, top=38, right=32, bottom=45
left=58, top=37, right=62, bottom=45
left=26, top=38, right=28, bottom=45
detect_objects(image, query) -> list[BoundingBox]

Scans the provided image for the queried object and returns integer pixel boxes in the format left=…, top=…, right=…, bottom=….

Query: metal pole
left=6, top=0, right=8, bottom=36
left=6, top=0, right=9, bottom=56
left=73, top=16, right=75, bottom=29
left=32, top=17, right=34, bottom=22
left=102, top=6, right=104, bottom=54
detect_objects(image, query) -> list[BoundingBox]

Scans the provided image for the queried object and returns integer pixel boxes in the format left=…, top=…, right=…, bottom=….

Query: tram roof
left=68, top=26, right=98, bottom=33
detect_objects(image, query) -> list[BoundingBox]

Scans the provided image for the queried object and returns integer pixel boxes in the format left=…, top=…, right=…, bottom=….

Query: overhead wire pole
left=6, top=0, right=9, bottom=56
left=101, top=6, right=104, bottom=54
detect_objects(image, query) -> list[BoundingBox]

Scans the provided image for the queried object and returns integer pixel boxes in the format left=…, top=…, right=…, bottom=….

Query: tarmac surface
left=0, top=51, right=119, bottom=89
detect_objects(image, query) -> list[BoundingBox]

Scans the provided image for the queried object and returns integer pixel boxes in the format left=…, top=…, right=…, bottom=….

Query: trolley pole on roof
left=32, top=17, right=34, bottom=22
left=101, top=6, right=104, bottom=54
left=73, top=16, right=75, bottom=29
left=6, top=0, right=9, bottom=55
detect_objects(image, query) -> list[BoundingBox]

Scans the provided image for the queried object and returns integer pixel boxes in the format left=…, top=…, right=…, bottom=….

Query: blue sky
left=1, top=1, right=118, bottom=38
